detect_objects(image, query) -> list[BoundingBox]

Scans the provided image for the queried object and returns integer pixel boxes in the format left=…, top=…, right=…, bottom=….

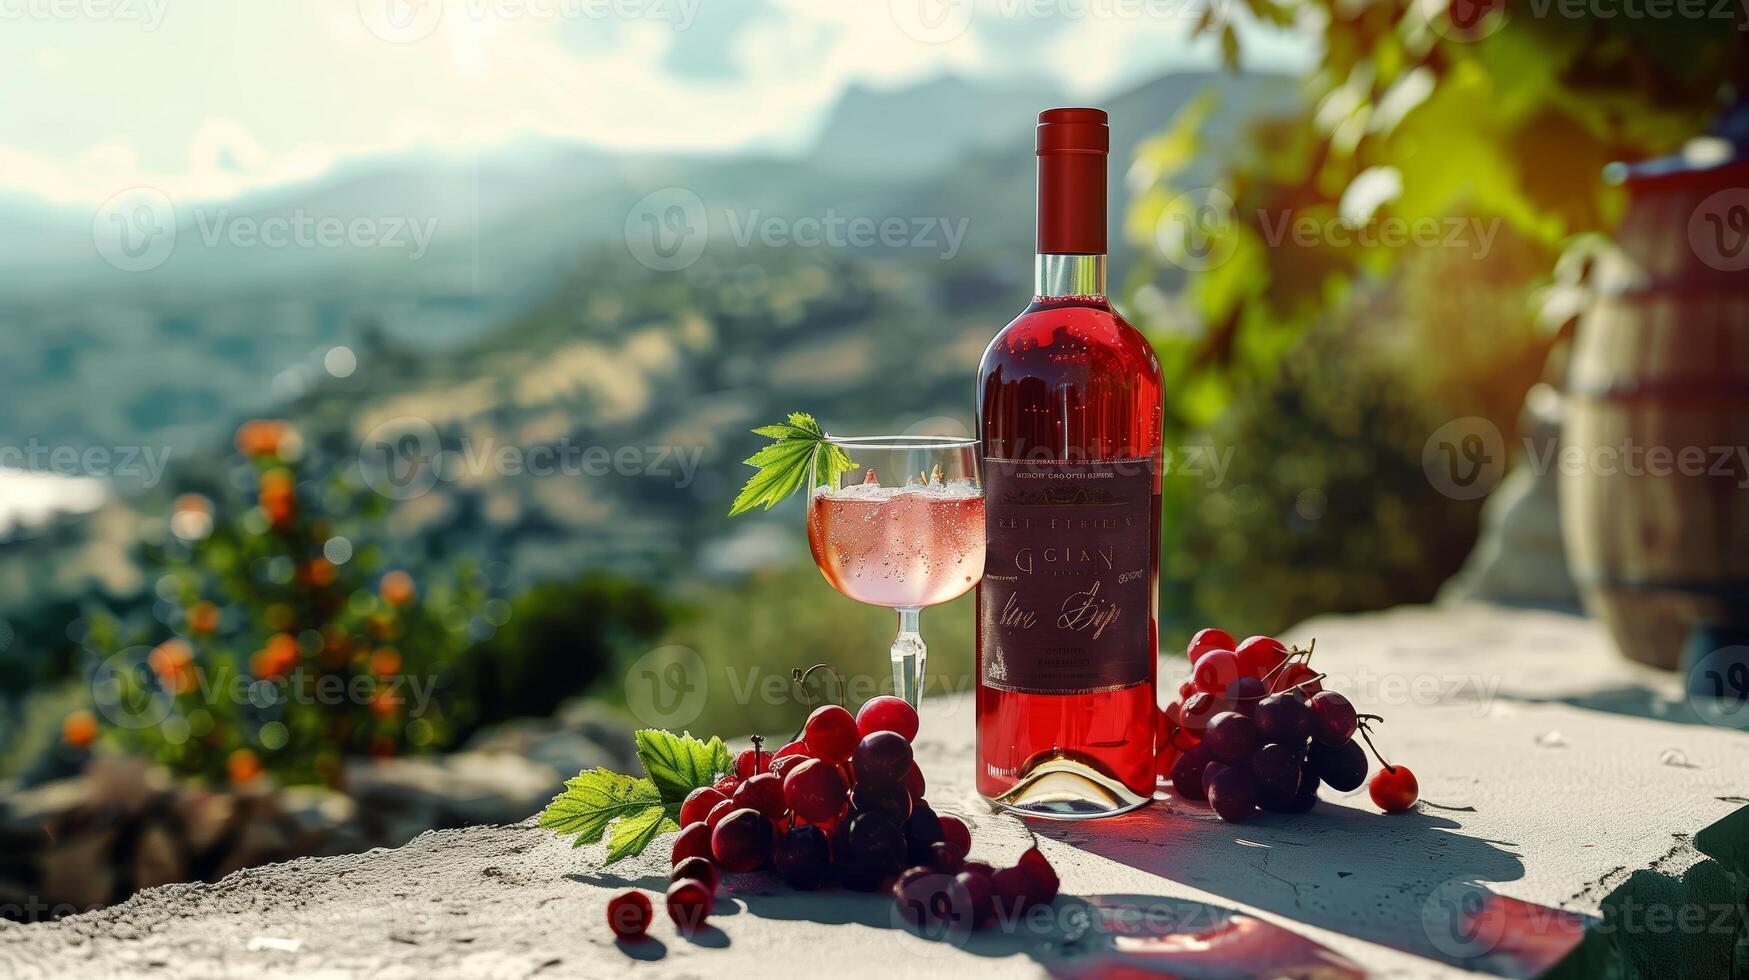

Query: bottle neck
left=1034, top=253, right=1107, bottom=300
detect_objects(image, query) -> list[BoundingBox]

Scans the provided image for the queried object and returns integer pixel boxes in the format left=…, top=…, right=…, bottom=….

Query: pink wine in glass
left=975, top=107, right=1164, bottom=818
left=808, top=479, right=986, bottom=608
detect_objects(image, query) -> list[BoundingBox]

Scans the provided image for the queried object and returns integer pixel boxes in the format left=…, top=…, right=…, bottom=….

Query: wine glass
left=806, top=435, right=984, bottom=707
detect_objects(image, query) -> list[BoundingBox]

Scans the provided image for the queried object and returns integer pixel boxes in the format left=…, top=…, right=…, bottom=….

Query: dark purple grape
left=1260, top=759, right=1321, bottom=814
left=1207, top=765, right=1259, bottom=822
left=852, top=731, right=913, bottom=788
left=1169, top=747, right=1212, bottom=801
left=773, top=825, right=831, bottom=890
left=1202, top=760, right=1230, bottom=789
left=893, top=867, right=973, bottom=934
left=1309, top=738, right=1367, bottom=791
left=1250, top=742, right=1303, bottom=799
left=835, top=810, right=906, bottom=891
left=1309, top=691, right=1358, bottom=746
left=928, top=841, right=965, bottom=874
left=850, top=782, right=912, bottom=822
left=1203, top=711, right=1260, bottom=765
left=1224, top=675, right=1268, bottom=714
left=904, top=802, right=946, bottom=864
left=710, top=808, right=773, bottom=872
left=1181, top=692, right=1225, bottom=736
left=1255, top=693, right=1312, bottom=743
left=955, top=869, right=995, bottom=927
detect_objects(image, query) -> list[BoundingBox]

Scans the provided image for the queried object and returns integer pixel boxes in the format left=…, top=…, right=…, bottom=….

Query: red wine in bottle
left=975, top=108, right=1164, bottom=818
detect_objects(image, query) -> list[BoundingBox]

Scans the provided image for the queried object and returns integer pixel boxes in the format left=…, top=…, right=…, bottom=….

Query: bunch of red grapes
left=609, top=695, right=1060, bottom=941
left=1156, top=629, right=1419, bottom=823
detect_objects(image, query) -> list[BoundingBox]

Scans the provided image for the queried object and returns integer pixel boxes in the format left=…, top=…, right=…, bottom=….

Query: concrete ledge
left=2, top=603, right=1743, bottom=979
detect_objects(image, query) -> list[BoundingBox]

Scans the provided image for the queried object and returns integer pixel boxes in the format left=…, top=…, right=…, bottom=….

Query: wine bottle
left=974, top=107, right=1164, bottom=818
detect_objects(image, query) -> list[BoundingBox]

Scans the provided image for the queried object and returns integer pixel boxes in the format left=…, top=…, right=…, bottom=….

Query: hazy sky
left=2, top=0, right=1312, bottom=205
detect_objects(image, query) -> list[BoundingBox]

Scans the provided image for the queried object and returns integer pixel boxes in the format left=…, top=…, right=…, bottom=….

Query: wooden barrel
left=1561, top=148, right=1749, bottom=669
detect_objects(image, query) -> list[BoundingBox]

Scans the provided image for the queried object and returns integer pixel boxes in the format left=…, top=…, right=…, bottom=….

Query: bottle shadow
left=1033, top=796, right=1556, bottom=974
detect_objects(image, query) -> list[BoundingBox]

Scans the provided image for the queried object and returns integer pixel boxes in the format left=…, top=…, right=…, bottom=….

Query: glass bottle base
left=980, top=756, right=1153, bottom=820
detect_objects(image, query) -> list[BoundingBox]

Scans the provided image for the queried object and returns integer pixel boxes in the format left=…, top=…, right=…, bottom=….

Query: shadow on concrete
left=1497, top=686, right=1722, bottom=729
left=1036, top=796, right=1579, bottom=976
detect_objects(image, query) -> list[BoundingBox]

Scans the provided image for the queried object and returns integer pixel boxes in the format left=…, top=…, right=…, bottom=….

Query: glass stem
left=891, top=606, right=925, bottom=708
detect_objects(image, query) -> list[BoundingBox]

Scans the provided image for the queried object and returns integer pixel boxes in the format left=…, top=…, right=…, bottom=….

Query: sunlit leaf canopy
left=1132, top=0, right=1742, bottom=432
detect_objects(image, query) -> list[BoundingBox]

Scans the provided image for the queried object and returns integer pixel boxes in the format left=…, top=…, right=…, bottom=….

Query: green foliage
left=1133, top=1, right=1739, bottom=434
left=84, top=421, right=489, bottom=786
left=459, top=575, right=673, bottom=734
left=539, top=729, right=731, bottom=864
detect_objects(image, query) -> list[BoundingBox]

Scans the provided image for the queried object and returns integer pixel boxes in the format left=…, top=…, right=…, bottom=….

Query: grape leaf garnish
left=728, top=412, right=857, bottom=516
left=538, top=729, right=733, bottom=864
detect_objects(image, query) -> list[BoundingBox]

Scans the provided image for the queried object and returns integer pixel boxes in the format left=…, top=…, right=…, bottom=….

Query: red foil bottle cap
left=1036, top=107, right=1109, bottom=254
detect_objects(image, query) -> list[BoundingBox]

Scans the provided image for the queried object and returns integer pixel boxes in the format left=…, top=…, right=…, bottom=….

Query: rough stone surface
left=2, top=603, right=1744, bottom=979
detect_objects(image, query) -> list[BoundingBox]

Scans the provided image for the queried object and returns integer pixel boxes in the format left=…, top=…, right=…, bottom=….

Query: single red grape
left=928, top=841, right=965, bottom=874
left=1181, top=691, right=1224, bottom=736
left=735, top=746, right=770, bottom=779
left=1169, top=746, right=1212, bottom=802
left=678, top=786, right=728, bottom=828
left=770, top=754, right=808, bottom=782
left=1309, top=691, right=1358, bottom=746
left=1235, top=635, right=1288, bottom=678
left=1192, top=649, right=1241, bottom=695
left=989, top=865, right=1032, bottom=918
left=1309, top=738, right=1367, bottom=792
left=607, top=890, right=652, bottom=940
left=705, top=798, right=736, bottom=829
left=1186, top=627, right=1237, bottom=661
left=956, top=869, right=995, bottom=927
left=1203, top=711, right=1260, bottom=765
left=803, top=704, right=860, bottom=763
left=712, top=773, right=740, bottom=794
left=856, top=695, right=920, bottom=742
left=671, top=856, right=719, bottom=893
left=892, top=868, right=971, bottom=930
left=1250, top=742, right=1303, bottom=799
left=849, top=781, right=912, bottom=822
left=1225, top=675, right=1268, bottom=713
left=1207, top=765, right=1259, bottom=823
left=852, top=730, right=914, bottom=788
left=665, top=878, right=713, bottom=932
left=1016, top=847, right=1059, bottom=905
left=903, top=760, right=926, bottom=799
left=774, top=739, right=811, bottom=759
left=1255, top=693, right=1312, bottom=743
left=938, top=813, right=972, bottom=856
left=1178, top=679, right=1199, bottom=702
left=731, top=772, right=786, bottom=823
left=711, top=807, right=774, bottom=872
left=1369, top=765, right=1419, bottom=813
left=783, top=758, right=847, bottom=824
left=773, top=824, right=831, bottom=890
left=903, top=801, right=946, bottom=864
left=671, top=821, right=712, bottom=866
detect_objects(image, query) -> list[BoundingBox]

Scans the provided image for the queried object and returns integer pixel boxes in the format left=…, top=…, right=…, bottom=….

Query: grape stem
left=789, top=663, right=847, bottom=740
left=1260, top=637, right=1316, bottom=688
left=750, top=734, right=765, bottom=774
left=1354, top=715, right=1396, bottom=772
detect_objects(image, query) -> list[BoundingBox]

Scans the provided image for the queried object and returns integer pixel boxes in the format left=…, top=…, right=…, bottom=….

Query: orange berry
left=187, top=602, right=220, bottom=635
left=370, top=688, right=401, bottom=719
left=227, top=748, right=263, bottom=784
left=380, top=570, right=416, bottom=606
left=370, top=648, right=402, bottom=677
left=235, top=420, right=291, bottom=458
left=62, top=710, right=98, bottom=748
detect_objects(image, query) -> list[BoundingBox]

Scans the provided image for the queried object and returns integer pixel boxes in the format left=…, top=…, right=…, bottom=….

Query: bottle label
left=979, top=457, right=1154, bottom=695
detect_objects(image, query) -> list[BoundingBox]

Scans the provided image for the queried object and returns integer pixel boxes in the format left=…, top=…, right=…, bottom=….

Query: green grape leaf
left=538, top=769, right=664, bottom=848
left=634, top=729, right=735, bottom=815
left=728, top=412, right=856, bottom=516
left=605, top=807, right=680, bottom=866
